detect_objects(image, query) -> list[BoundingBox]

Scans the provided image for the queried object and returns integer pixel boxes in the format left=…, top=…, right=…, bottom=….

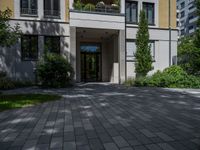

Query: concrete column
left=112, top=35, right=119, bottom=84
left=120, top=0, right=125, bottom=14
left=69, top=0, right=74, bottom=9
left=119, top=30, right=126, bottom=84
left=38, top=36, right=44, bottom=59
left=38, top=0, right=44, bottom=19
left=70, top=27, right=77, bottom=80
left=76, top=37, right=81, bottom=82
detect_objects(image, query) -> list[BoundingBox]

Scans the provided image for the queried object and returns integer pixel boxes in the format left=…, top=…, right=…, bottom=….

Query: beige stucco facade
left=159, top=0, right=177, bottom=29
left=0, top=0, right=14, bottom=17
left=0, top=0, right=178, bottom=83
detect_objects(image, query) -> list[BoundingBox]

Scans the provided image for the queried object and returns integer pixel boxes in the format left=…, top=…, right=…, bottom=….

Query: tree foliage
left=135, top=10, right=153, bottom=77
left=194, top=0, right=200, bottom=48
left=0, top=9, right=21, bottom=47
left=178, top=0, right=200, bottom=75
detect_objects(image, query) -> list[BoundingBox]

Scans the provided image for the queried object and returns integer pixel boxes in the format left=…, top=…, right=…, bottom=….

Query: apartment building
left=177, top=0, right=198, bottom=37
left=0, top=0, right=178, bottom=83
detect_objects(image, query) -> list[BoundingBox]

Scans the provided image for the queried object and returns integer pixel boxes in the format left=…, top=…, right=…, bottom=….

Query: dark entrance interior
left=81, top=43, right=102, bottom=82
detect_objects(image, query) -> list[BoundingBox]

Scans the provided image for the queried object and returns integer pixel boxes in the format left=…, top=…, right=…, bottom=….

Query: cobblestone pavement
left=0, top=83, right=200, bottom=150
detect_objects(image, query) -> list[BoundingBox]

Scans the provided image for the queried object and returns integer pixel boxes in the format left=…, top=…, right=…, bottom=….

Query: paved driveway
left=0, top=83, right=200, bottom=150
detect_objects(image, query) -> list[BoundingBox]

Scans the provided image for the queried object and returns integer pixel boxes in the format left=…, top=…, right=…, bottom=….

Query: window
left=143, top=2, right=155, bottom=25
left=180, top=2, right=185, bottom=9
left=20, top=0, right=37, bottom=15
left=126, top=41, right=155, bottom=61
left=189, top=15, right=194, bottom=20
left=181, top=29, right=185, bottom=35
left=149, top=41, right=155, bottom=60
left=126, top=41, right=136, bottom=61
left=189, top=5, right=195, bottom=10
left=44, top=0, right=60, bottom=18
left=188, top=25, right=194, bottom=30
left=126, top=1, right=138, bottom=24
left=181, top=20, right=184, bottom=26
left=44, top=36, right=60, bottom=54
left=21, top=35, right=38, bottom=61
left=180, top=11, right=185, bottom=18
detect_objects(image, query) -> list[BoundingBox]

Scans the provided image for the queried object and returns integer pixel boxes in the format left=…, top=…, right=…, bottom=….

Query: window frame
left=143, top=2, right=155, bottom=26
left=125, top=1, right=138, bottom=24
left=126, top=40, right=156, bottom=62
left=126, top=40, right=136, bottom=62
left=20, top=0, right=38, bottom=16
left=21, top=35, right=38, bottom=61
left=44, top=0, right=61, bottom=18
left=44, top=36, right=61, bottom=54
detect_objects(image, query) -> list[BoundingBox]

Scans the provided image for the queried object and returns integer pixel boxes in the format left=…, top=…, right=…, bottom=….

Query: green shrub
left=0, top=72, right=15, bottom=90
left=73, top=0, right=84, bottom=10
left=134, top=66, right=200, bottom=88
left=36, top=53, right=74, bottom=88
left=13, top=80, right=34, bottom=88
left=124, top=78, right=135, bottom=86
left=84, top=3, right=95, bottom=11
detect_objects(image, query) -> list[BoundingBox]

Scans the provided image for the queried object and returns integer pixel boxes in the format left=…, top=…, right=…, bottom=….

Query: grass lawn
left=0, top=94, right=61, bottom=111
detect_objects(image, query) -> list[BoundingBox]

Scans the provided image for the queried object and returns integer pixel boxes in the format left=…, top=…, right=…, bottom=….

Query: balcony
left=44, top=10, right=60, bottom=18
left=20, top=8, right=38, bottom=16
left=70, top=0, right=125, bottom=30
left=73, top=0, right=120, bottom=14
left=189, top=17, right=198, bottom=24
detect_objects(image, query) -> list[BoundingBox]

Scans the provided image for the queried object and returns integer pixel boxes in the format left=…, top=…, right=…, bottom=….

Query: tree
left=178, top=36, right=200, bottom=75
left=135, top=10, right=153, bottom=77
left=194, top=0, right=200, bottom=48
left=0, top=9, right=21, bottom=47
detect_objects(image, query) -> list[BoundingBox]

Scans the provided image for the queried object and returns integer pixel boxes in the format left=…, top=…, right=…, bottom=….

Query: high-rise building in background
left=177, top=0, right=198, bottom=38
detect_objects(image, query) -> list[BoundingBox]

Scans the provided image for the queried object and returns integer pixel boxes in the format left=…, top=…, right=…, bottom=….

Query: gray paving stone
left=140, top=129, right=156, bottom=138
left=104, top=143, right=119, bottom=150
left=158, top=143, right=176, bottom=150
left=145, top=144, right=162, bottom=150
left=0, top=84, right=200, bottom=150
left=77, top=145, right=91, bottom=150
left=156, top=132, right=174, bottom=142
left=35, top=144, right=49, bottom=150
left=63, top=142, right=76, bottom=150
left=89, top=138, right=104, bottom=150
left=120, top=147, right=134, bottom=150
left=113, top=136, right=129, bottom=148
left=134, top=145, right=148, bottom=150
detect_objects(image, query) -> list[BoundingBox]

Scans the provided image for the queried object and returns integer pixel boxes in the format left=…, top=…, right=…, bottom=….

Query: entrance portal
left=80, top=43, right=102, bottom=82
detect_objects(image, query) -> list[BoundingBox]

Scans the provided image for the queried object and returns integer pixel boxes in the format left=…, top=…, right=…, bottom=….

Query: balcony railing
left=20, top=8, right=38, bottom=16
left=74, top=5, right=120, bottom=14
left=44, top=10, right=60, bottom=18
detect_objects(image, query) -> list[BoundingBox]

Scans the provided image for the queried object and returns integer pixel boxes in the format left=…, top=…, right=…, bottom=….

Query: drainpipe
left=169, top=0, right=172, bottom=66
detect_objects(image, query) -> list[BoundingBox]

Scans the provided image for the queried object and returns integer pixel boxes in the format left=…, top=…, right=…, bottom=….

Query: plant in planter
left=111, top=4, right=120, bottom=12
left=96, top=1, right=105, bottom=11
left=84, top=3, right=95, bottom=11
left=73, top=0, right=84, bottom=10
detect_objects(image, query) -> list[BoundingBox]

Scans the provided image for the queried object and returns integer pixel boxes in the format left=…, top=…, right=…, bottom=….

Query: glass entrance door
left=81, top=43, right=101, bottom=82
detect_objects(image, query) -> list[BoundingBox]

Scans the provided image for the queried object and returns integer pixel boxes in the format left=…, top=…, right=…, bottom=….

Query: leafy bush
left=36, top=53, right=74, bottom=88
left=124, top=78, right=135, bottom=86
left=0, top=72, right=15, bottom=90
left=178, top=36, right=200, bottom=75
left=131, top=66, right=200, bottom=88
left=84, top=3, right=95, bottom=11
left=96, top=1, right=105, bottom=9
left=73, top=0, right=84, bottom=10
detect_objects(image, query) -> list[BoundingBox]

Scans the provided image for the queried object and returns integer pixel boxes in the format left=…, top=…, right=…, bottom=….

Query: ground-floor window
left=44, top=36, right=60, bottom=54
left=21, top=35, right=38, bottom=61
left=126, top=40, right=155, bottom=61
